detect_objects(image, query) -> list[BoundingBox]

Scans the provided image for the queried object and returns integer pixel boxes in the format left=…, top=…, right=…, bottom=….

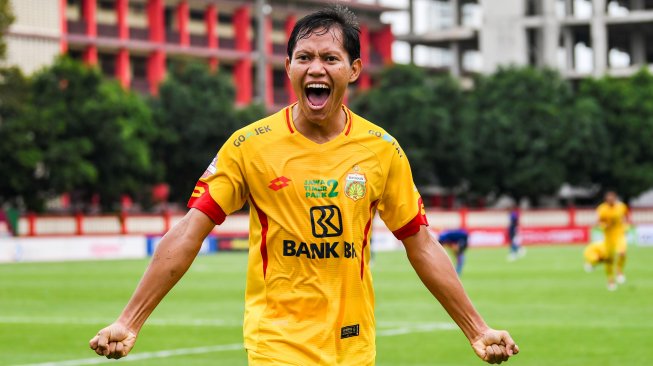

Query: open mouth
left=305, top=83, right=331, bottom=109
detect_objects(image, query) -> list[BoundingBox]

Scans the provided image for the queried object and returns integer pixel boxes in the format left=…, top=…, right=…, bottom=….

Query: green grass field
left=1, top=245, right=652, bottom=366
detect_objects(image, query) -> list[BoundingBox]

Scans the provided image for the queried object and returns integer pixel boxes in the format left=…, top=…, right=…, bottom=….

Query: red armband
left=187, top=181, right=227, bottom=225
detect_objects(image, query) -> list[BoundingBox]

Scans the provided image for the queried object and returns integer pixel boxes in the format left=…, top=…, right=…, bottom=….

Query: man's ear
left=348, top=58, right=362, bottom=83
left=285, top=57, right=291, bottom=78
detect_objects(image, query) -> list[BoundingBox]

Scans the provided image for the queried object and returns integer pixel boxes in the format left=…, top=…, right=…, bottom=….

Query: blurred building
left=396, top=0, right=653, bottom=79
left=4, top=0, right=395, bottom=109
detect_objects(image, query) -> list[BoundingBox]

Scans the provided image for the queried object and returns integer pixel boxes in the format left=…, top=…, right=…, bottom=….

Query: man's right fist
left=89, top=323, right=137, bottom=359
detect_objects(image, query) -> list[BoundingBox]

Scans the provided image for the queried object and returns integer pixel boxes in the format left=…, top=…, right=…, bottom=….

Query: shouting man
left=90, top=6, right=518, bottom=365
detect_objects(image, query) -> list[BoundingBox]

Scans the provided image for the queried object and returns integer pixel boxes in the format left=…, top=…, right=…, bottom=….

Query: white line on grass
left=377, top=322, right=457, bottom=336
left=11, top=322, right=456, bottom=366
left=0, top=316, right=241, bottom=327
left=13, top=343, right=244, bottom=366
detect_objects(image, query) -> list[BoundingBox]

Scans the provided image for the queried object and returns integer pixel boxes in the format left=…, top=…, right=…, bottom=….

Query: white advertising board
left=0, top=236, right=147, bottom=263
left=636, top=225, right=653, bottom=246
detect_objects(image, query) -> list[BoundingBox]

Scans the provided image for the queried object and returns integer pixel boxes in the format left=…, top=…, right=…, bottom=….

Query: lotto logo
left=268, top=176, right=291, bottom=191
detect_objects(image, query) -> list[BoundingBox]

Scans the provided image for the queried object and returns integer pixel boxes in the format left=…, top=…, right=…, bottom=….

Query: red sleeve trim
left=392, top=197, right=429, bottom=240
left=187, top=181, right=227, bottom=225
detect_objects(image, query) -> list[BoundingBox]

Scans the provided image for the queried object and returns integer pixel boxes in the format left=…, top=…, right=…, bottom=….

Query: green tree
left=0, top=0, right=14, bottom=60
left=20, top=57, right=156, bottom=210
left=351, top=64, right=473, bottom=189
left=150, top=61, right=257, bottom=203
left=0, top=67, right=40, bottom=209
left=557, top=96, right=610, bottom=188
left=469, top=67, right=592, bottom=203
left=578, top=69, right=653, bottom=201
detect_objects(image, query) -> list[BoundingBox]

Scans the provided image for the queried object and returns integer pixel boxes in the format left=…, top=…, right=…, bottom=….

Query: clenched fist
left=89, top=323, right=137, bottom=359
left=471, top=329, right=519, bottom=364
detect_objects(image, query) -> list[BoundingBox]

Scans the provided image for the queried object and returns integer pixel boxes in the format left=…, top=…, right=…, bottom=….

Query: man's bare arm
left=89, top=208, right=215, bottom=359
left=402, top=226, right=518, bottom=364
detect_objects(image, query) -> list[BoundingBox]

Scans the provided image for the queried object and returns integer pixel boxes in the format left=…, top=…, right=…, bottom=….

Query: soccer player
left=583, top=241, right=608, bottom=271
left=507, top=206, right=525, bottom=261
left=596, top=191, right=629, bottom=291
left=89, top=6, right=518, bottom=365
left=438, top=229, right=469, bottom=275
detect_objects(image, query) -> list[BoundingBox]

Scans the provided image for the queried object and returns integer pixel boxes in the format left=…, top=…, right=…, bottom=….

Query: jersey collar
left=284, top=103, right=353, bottom=137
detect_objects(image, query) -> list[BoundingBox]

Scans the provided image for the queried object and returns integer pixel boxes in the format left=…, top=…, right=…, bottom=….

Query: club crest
left=345, top=166, right=366, bottom=201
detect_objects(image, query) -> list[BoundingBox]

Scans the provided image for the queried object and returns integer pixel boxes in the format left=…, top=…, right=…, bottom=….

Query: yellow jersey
left=596, top=201, right=628, bottom=244
left=188, top=105, right=427, bottom=365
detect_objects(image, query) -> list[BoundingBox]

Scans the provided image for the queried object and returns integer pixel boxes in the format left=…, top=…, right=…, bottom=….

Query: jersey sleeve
left=377, top=147, right=428, bottom=240
left=187, top=138, right=249, bottom=225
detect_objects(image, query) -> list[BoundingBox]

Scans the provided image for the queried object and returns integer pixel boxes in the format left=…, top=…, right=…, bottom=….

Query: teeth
left=306, top=83, right=330, bottom=89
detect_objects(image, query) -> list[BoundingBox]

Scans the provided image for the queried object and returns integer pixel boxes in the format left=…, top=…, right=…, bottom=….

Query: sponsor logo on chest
left=304, top=179, right=339, bottom=198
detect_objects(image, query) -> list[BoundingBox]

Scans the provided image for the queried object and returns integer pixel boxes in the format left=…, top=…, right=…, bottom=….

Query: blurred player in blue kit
left=507, top=207, right=525, bottom=261
left=438, top=229, right=469, bottom=275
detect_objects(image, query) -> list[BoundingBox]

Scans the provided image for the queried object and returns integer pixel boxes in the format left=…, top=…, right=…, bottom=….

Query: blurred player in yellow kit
left=583, top=238, right=627, bottom=272
left=596, top=191, right=629, bottom=291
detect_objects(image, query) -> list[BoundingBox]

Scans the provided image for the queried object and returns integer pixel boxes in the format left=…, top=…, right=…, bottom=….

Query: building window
left=526, top=28, right=541, bottom=66
left=218, top=13, right=233, bottom=24
left=99, top=52, right=116, bottom=77
left=98, top=0, right=113, bottom=11
left=129, top=2, right=145, bottom=14
left=190, top=9, right=204, bottom=21
left=525, top=0, right=542, bottom=16
left=131, top=55, right=147, bottom=79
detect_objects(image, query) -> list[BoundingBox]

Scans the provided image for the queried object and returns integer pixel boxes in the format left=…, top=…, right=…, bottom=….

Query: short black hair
left=287, top=5, right=360, bottom=64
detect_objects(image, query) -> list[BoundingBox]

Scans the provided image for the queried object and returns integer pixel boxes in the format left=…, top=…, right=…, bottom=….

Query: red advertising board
left=448, top=227, right=591, bottom=247
left=519, top=227, right=589, bottom=245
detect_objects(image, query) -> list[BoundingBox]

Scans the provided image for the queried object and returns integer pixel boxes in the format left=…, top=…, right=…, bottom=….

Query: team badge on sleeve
left=344, top=165, right=367, bottom=202
left=201, top=155, right=218, bottom=178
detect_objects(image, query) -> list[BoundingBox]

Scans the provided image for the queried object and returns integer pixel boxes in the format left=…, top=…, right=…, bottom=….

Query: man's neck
left=292, top=104, right=346, bottom=144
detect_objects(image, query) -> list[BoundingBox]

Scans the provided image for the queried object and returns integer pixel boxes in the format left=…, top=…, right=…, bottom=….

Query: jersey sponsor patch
left=268, top=176, right=291, bottom=191
left=304, top=178, right=339, bottom=198
left=310, top=205, right=343, bottom=238
left=340, top=324, right=360, bottom=339
left=282, top=240, right=357, bottom=259
left=368, top=129, right=404, bottom=157
left=201, top=155, right=218, bottom=178
left=345, top=173, right=366, bottom=201
left=233, top=125, right=272, bottom=147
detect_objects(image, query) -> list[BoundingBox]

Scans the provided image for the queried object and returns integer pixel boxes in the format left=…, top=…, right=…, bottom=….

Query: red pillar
left=116, top=50, right=130, bottom=89
left=460, top=207, right=468, bottom=229
left=147, top=0, right=166, bottom=95
left=28, top=212, right=36, bottom=236
left=116, top=0, right=129, bottom=40
left=82, top=0, right=97, bottom=65
left=284, top=14, right=296, bottom=104
left=120, top=212, right=128, bottom=235
left=75, top=212, right=83, bottom=235
left=568, top=206, right=576, bottom=228
left=163, top=210, right=171, bottom=232
left=177, top=0, right=189, bottom=47
left=371, top=25, right=394, bottom=65
left=265, top=15, right=274, bottom=107
left=358, top=24, right=371, bottom=90
left=60, top=0, right=68, bottom=53
left=115, top=0, right=130, bottom=89
left=233, top=6, right=252, bottom=105
left=205, top=4, right=218, bottom=70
